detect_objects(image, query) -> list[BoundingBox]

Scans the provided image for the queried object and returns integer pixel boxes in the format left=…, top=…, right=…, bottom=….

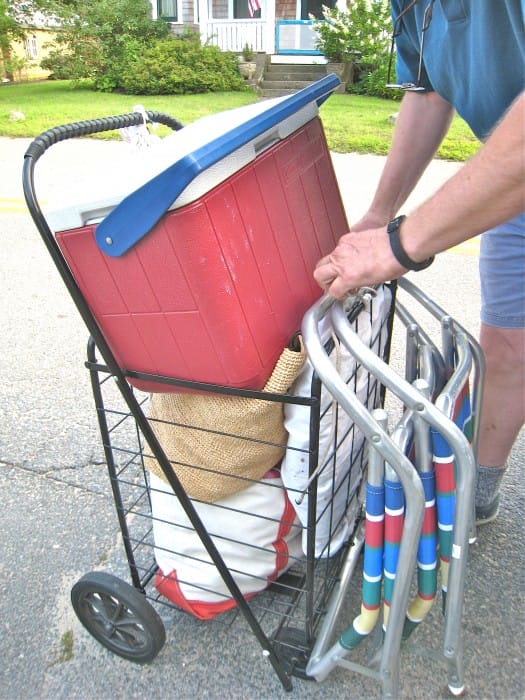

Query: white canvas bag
left=150, top=470, right=303, bottom=619
left=282, top=287, right=392, bottom=557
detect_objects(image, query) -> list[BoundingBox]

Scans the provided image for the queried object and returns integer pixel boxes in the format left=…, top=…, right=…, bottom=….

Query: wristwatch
left=387, top=215, right=434, bottom=271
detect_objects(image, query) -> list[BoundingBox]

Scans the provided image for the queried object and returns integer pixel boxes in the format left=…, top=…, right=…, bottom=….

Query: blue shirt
left=392, top=0, right=525, bottom=140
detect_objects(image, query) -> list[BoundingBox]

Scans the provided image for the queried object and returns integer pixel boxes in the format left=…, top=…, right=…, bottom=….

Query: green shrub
left=311, top=1, right=392, bottom=63
left=312, top=0, right=397, bottom=98
left=349, top=54, right=402, bottom=100
left=119, top=36, right=245, bottom=94
left=41, top=41, right=99, bottom=80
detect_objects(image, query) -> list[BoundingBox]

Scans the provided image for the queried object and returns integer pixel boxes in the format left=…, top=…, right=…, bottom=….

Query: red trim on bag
left=270, top=489, right=296, bottom=578
left=154, top=476, right=299, bottom=620
left=154, top=567, right=261, bottom=620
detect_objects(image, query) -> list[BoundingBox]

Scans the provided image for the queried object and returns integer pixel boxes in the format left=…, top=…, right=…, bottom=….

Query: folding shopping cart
left=23, top=76, right=482, bottom=698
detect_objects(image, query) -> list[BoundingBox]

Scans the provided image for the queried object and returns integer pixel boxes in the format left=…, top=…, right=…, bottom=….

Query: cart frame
left=23, top=106, right=482, bottom=699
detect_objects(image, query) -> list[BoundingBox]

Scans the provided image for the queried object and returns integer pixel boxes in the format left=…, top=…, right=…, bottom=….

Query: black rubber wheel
left=71, top=572, right=166, bottom=663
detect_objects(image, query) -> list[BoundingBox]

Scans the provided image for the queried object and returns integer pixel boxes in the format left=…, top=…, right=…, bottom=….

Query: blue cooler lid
left=95, top=74, right=340, bottom=257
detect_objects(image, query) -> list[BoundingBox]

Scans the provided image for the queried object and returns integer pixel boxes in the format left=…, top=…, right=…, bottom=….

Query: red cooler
left=49, top=76, right=348, bottom=392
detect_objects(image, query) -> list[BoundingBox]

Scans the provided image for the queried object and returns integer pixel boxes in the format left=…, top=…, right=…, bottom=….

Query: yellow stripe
left=0, top=198, right=49, bottom=212
left=450, top=238, right=480, bottom=256
left=0, top=198, right=31, bottom=213
left=407, top=594, right=435, bottom=623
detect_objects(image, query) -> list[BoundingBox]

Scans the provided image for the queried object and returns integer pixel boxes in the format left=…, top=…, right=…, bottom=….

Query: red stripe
left=155, top=568, right=244, bottom=620
left=270, top=490, right=296, bottom=577
left=422, top=506, right=437, bottom=535
left=435, top=462, right=455, bottom=492
left=365, top=519, right=384, bottom=548
left=452, top=382, right=469, bottom=421
left=385, top=514, right=404, bottom=542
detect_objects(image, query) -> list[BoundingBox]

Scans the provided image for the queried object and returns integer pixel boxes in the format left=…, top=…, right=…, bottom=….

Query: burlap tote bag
left=145, top=337, right=306, bottom=502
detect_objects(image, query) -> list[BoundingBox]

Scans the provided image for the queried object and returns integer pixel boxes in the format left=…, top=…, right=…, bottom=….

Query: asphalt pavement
left=0, top=132, right=523, bottom=700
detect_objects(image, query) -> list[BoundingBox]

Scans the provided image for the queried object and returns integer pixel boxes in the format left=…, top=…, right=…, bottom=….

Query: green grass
left=0, top=80, right=259, bottom=138
left=319, top=93, right=480, bottom=161
left=49, top=630, right=74, bottom=666
left=0, top=80, right=480, bottom=161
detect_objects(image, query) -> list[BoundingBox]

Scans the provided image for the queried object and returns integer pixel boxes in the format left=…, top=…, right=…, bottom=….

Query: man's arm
left=315, top=91, right=525, bottom=299
left=353, top=90, right=455, bottom=231
left=400, top=90, right=525, bottom=261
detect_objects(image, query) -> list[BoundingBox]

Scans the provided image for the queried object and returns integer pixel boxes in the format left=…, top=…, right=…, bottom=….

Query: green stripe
left=362, top=579, right=381, bottom=607
left=418, top=568, right=437, bottom=597
left=340, top=625, right=367, bottom=651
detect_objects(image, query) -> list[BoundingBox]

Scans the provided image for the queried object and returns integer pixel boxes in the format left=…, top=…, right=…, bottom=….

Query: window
left=158, top=0, right=179, bottom=22
left=234, top=0, right=261, bottom=19
left=301, top=0, right=335, bottom=20
left=25, top=36, right=39, bottom=60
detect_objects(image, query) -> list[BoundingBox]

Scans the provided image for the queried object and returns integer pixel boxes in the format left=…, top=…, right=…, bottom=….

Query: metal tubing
left=397, top=277, right=484, bottom=461
left=395, top=301, right=437, bottom=352
left=330, top=301, right=476, bottom=687
left=412, top=379, right=433, bottom=474
left=405, top=322, right=420, bottom=384
left=433, top=334, right=474, bottom=695
left=302, top=297, right=425, bottom=699
left=86, top=338, right=143, bottom=592
left=401, top=380, right=438, bottom=640
left=306, top=522, right=365, bottom=679
left=307, top=409, right=387, bottom=681
left=418, top=345, right=437, bottom=400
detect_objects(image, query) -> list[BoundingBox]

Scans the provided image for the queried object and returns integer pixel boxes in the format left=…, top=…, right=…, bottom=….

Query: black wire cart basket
left=23, top=77, right=482, bottom=698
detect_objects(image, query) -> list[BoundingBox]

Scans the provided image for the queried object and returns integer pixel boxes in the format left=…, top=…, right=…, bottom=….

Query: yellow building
left=2, top=23, right=56, bottom=82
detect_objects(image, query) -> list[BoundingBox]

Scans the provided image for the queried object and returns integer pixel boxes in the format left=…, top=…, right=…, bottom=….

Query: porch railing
left=202, top=20, right=266, bottom=53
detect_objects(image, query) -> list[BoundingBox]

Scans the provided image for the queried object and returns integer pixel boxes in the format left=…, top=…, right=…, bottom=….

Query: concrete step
left=259, top=87, right=303, bottom=97
left=265, top=63, right=327, bottom=77
left=260, top=79, right=320, bottom=91
left=263, top=68, right=327, bottom=82
left=258, top=61, right=329, bottom=97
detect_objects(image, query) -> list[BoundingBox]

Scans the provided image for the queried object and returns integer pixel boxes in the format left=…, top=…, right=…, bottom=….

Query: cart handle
left=23, top=111, right=183, bottom=162
left=22, top=111, right=183, bottom=390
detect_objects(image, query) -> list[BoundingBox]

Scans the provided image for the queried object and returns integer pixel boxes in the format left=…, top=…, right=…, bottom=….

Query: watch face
left=387, top=215, right=405, bottom=234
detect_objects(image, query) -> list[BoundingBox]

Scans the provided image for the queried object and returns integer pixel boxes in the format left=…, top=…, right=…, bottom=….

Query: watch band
left=387, top=215, right=434, bottom=271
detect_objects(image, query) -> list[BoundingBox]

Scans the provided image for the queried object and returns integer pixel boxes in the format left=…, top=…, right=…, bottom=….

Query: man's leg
left=476, top=213, right=525, bottom=523
left=477, top=324, right=525, bottom=467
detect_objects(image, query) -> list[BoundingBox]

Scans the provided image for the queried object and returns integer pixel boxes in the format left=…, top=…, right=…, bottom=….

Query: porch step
left=264, top=64, right=327, bottom=81
left=261, top=79, right=324, bottom=91
left=259, top=62, right=328, bottom=97
left=260, top=87, right=311, bottom=97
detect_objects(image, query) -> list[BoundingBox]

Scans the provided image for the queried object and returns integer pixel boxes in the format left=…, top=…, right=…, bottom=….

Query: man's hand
left=350, top=211, right=390, bottom=234
left=313, top=226, right=407, bottom=300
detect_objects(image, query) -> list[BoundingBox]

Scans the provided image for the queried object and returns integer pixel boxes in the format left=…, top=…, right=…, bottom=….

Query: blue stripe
left=366, top=482, right=385, bottom=517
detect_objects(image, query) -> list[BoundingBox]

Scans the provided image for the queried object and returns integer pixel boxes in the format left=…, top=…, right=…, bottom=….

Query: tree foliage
left=0, top=0, right=76, bottom=78
left=41, top=0, right=170, bottom=89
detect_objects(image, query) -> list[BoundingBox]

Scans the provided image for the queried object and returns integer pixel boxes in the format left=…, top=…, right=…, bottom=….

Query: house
left=150, top=0, right=344, bottom=58
left=1, top=12, right=56, bottom=82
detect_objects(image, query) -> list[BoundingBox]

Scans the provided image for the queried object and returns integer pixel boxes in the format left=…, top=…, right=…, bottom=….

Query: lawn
left=0, top=80, right=480, bottom=161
